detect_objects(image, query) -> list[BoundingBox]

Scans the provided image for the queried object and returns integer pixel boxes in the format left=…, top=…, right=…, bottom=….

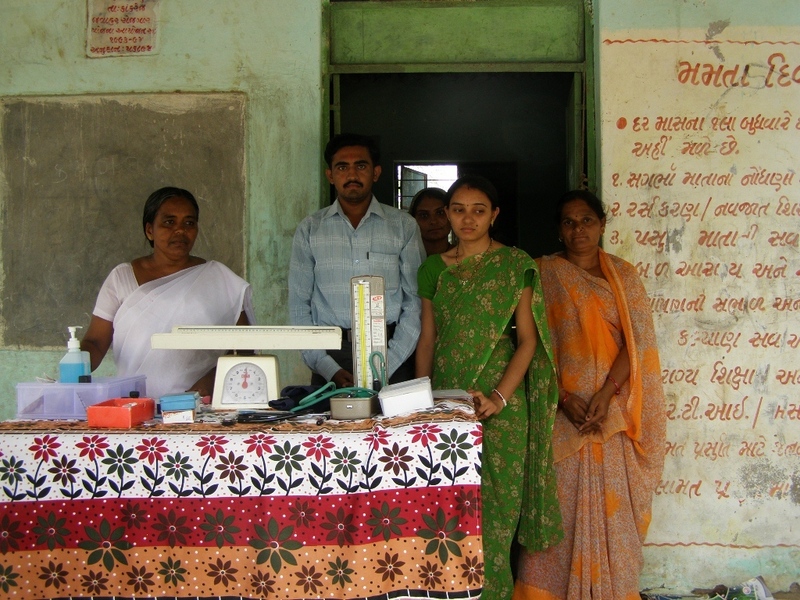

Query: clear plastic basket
left=16, top=375, right=147, bottom=420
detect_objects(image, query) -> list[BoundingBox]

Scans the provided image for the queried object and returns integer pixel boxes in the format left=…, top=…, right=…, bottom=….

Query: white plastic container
left=378, top=376, right=434, bottom=417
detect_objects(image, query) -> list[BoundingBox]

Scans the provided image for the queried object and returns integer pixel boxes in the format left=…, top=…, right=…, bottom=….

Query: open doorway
left=396, top=163, right=458, bottom=210
left=338, top=72, right=574, bottom=258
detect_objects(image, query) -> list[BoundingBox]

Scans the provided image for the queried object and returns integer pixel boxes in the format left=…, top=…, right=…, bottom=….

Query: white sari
left=93, top=261, right=255, bottom=399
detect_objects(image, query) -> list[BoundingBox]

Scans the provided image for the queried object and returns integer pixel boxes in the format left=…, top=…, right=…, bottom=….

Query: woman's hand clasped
left=560, top=393, right=589, bottom=429
left=561, top=391, right=611, bottom=434
left=470, top=389, right=504, bottom=420
left=579, top=392, right=612, bottom=434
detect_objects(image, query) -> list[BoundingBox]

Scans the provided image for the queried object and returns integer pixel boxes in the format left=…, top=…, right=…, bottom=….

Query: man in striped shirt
left=289, top=133, right=426, bottom=388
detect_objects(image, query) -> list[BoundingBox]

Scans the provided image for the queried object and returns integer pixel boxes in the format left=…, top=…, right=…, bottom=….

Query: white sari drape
left=105, top=261, right=254, bottom=399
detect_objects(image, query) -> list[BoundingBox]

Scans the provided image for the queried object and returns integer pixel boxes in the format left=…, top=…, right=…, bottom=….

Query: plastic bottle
left=59, top=326, right=91, bottom=383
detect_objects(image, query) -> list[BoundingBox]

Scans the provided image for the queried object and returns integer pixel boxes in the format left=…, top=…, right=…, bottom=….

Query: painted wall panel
left=1, top=93, right=246, bottom=347
left=599, top=5, right=800, bottom=592
left=330, top=1, right=584, bottom=65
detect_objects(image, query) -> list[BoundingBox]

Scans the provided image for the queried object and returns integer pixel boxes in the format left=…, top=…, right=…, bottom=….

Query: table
left=0, top=402, right=482, bottom=599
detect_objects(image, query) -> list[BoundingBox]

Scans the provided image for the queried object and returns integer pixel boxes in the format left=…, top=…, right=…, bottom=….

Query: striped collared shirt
left=289, top=197, right=425, bottom=380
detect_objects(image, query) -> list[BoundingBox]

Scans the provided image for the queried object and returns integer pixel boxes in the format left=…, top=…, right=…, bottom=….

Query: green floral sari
left=418, top=246, right=563, bottom=600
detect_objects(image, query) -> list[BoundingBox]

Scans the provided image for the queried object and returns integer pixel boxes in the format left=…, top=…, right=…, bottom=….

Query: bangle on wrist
left=491, top=388, right=507, bottom=407
left=606, top=374, right=621, bottom=395
left=559, top=391, right=569, bottom=406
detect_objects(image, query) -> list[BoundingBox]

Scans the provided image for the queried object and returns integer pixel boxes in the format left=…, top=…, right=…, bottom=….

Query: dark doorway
left=338, top=71, right=574, bottom=259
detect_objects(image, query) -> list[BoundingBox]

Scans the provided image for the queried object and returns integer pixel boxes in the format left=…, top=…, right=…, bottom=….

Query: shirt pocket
left=368, top=252, right=400, bottom=293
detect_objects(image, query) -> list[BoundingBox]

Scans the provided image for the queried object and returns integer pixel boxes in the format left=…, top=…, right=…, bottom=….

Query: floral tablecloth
left=0, top=408, right=483, bottom=599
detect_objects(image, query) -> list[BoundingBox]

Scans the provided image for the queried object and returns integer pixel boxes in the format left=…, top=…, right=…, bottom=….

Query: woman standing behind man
left=416, top=175, right=562, bottom=600
left=514, top=190, right=666, bottom=600
left=409, top=187, right=454, bottom=255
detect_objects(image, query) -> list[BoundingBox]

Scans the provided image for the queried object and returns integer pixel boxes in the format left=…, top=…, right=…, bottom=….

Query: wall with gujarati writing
left=599, top=1, right=800, bottom=591
left=0, top=1, right=322, bottom=416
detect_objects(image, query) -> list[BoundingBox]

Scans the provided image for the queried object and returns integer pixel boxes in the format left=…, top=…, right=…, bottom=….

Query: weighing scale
left=150, top=326, right=341, bottom=410
left=350, top=276, right=387, bottom=390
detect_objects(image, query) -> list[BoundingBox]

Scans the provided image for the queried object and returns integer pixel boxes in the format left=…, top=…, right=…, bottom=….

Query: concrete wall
left=0, top=0, right=323, bottom=412
left=598, top=0, right=800, bottom=591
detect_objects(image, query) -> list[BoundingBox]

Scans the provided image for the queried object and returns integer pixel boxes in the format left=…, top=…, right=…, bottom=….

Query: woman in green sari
left=416, top=175, right=562, bottom=600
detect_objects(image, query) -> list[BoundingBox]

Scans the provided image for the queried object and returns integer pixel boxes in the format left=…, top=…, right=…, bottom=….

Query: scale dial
left=222, top=362, right=268, bottom=405
left=212, top=355, right=280, bottom=410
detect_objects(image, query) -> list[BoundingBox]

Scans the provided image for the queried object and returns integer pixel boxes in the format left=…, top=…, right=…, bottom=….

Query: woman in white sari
left=81, top=187, right=254, bottom=399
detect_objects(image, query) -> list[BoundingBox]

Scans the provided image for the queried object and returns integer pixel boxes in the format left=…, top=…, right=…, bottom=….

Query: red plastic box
left=86, top=397, right=155, bottom=429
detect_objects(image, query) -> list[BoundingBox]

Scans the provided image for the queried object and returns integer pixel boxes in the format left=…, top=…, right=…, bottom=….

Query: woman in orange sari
left=514, top=190, right=666, bottom=600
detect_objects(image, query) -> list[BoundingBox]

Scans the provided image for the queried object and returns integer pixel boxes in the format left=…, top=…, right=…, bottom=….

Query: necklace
left=454, top=238, right=493, bottom=280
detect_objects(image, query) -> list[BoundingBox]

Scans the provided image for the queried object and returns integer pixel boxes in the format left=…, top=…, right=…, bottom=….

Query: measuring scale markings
left=172, top=326, right=329, bottom=334
left=351, top=277, right=388, bottom=389
left=222, top=362, right=269, bottom=404
left=151, top=326, right=342, bottom=350
left=354, top=281, right=371, bottom=388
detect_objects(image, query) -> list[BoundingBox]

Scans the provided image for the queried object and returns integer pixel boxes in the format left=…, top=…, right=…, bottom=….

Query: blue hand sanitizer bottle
left=59, top=326, right=91, bottom=383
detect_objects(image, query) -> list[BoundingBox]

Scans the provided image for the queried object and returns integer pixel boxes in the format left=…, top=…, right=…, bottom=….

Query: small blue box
left=160, top=392, right=199, bottom=412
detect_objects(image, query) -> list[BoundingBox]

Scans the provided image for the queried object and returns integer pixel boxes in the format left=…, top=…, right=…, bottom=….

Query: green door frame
left=323, top=0, right=596, bottom=201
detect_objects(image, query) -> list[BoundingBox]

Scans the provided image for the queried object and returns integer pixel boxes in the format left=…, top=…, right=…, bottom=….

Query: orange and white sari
left=514, top=249, right=666, bottom=600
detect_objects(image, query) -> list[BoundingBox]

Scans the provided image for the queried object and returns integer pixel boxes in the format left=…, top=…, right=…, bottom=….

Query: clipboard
left=350, top=276, right=388, bottom=390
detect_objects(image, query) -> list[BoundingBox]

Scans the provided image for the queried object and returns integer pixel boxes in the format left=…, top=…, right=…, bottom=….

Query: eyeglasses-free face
left=558, top=198, right=606, bottom=254
left=446, top=186, right=499, bottom=243
left=325, top=145, right=381, bottom=206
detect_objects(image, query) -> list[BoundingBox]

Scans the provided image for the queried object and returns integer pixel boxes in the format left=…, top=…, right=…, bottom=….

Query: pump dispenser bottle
left=59, top=326, right=91, bottom=383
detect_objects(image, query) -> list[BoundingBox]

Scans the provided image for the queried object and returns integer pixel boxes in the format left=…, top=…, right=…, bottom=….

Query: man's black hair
left=324, top=133, right=381, bottom=167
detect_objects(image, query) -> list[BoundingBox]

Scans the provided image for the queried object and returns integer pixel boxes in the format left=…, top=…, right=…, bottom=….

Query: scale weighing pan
left=150, top=325, right=342, bottom=410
